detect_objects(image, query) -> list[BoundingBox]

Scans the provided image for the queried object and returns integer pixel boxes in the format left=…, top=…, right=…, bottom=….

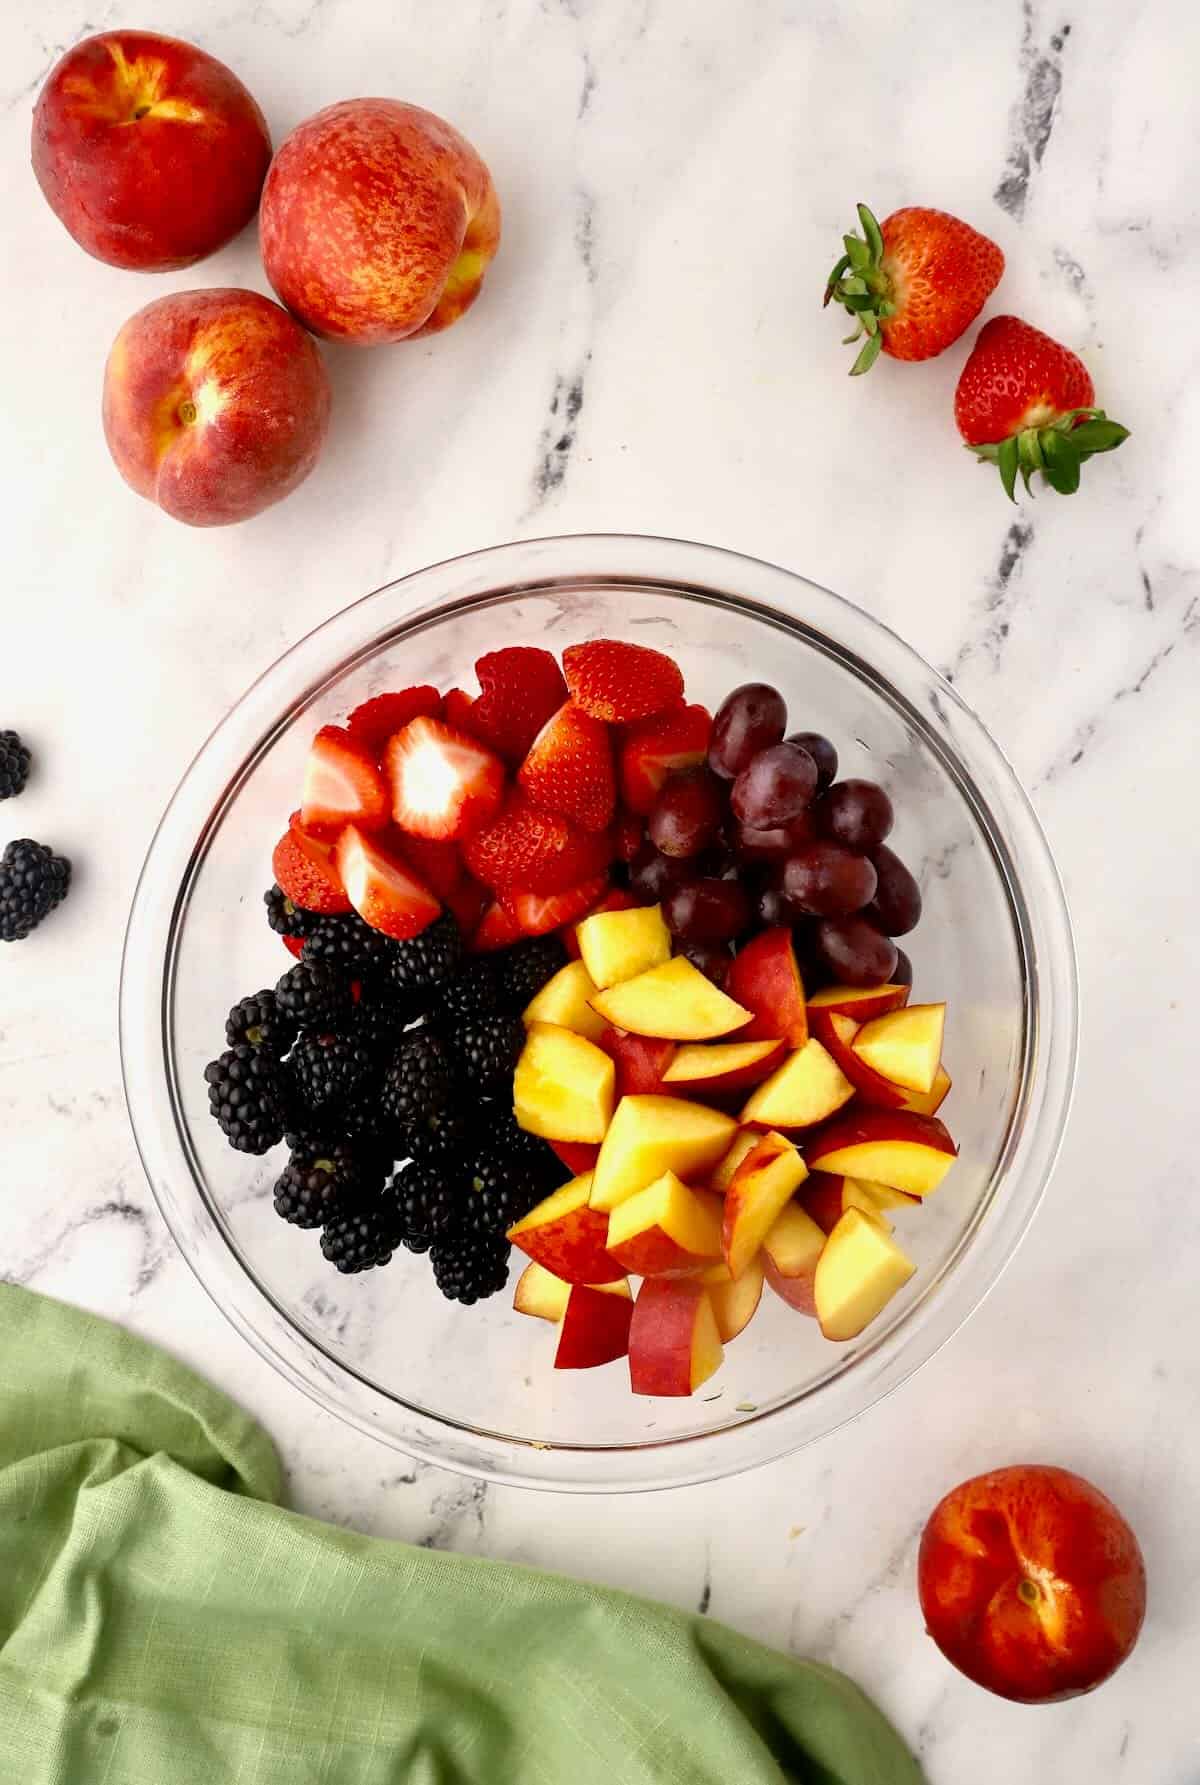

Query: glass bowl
left=120, top=534, right=1077, bottom=1491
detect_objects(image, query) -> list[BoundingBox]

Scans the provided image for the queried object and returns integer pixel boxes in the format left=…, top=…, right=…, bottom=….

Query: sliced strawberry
left=335, top=825, right=440, bottom=940
left=517, top=700, right=615, bottom=832
left=444, top=873, right=489, bottom=939
left=281, top=933, right=305, bottom=959
left=471, top=647, right=568, bottom=761
left=550, top=1140, right=600, bottom=1175
left=470, top=900, right=524, bottom=952
left=463, top=794, right=613, bottom=895
left=562, top=639, right=684, bottom=724
left=346, top=686, right=442, bottom=757
left=272, top=824, right=352, bottom=914
left=392, top=830, right=462, bottom=901
left=563, top=887, right=638, bottom=959
left=618, top=704, right=712, bottom=815
left=613, top=810, right=645, bottom=862
left=501, top=874, right=609, bottom=937
left=386, top=716, right=506, bottom=843
left=301, top=725, right=389, bottom=839
left=443, top=687, right=481, bottom=734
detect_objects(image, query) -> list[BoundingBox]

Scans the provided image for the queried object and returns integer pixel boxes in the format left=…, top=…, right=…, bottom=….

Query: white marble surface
left=4, top=1, right=1199, bottom=1776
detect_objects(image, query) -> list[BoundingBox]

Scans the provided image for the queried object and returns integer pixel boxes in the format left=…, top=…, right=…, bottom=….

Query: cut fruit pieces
left=710, top=1128, right=761, bottom=1193
left=513, top=1022, right=615, bottom=1144
left=805, top=1110, right=958, bottom=1197
left=852, top=1003, right=945, bottom=1094
left=722, top=1130, right=809, bottom=1279
left=740, top=1037, right=855, bottom=1129
left=762, top=1201, right=828, bottom=1314
left=523, top=960, right=608, bottom=1043
left=576, top=903, right=671, bottom=990
left=813, top=1207, right=916, bottom=1341
left=590, top=956, right=751, bottom=1041
left=597, top=1029, right=677, bottom=1099
left=554, top=1283, right=635, bottom=1369
left=605, top=1173, right=723, bottom=1277
left=334, top=825, right=441, bottom=940
left=564, top=889, right=637, bottom=958
left=663, top=1039, right=788, bottom=1098
left=898, top=1065, right=953, bottom=1116
left=502, top=875, right=610, bottom=937
left=513, top=1261, right=630, bottom=1322
left=628, top=1277, right=724, bottom=1397
left=808, top=1008, right=907, bottom=1109
left=725, top=927, right=809, bottom=1049
left=386, top=715, right=505, bottom=842
left=807, top=983, right=910, bottom=1020
left=506, top=1174, right=625, bottom=1285
left=702, top=1253, right=765, bottom=1341
left=589, top=1095, right=737, bottom=1212
left=300, top=725, right=390, bottom=838
left=549, top=1139, right=600, bottom=1175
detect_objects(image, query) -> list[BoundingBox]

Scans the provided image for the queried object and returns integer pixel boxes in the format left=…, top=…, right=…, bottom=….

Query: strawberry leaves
left=970, top=407, right=1130, bottom=500
left=824, top=203, right=895, bottom=375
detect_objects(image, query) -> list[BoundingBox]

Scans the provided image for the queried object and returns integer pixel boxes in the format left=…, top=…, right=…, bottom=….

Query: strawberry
left=618, top=703, right=712, bottom=816
left=470, top=899, right=524, bottom=952
left=444, top=873, right=489, bottom=938
left=346, top=686, right=442, bottom=757
left=562, top=639, right=684, bottom=724
left=300, top=725, right=389, bottom=839
left=272, top=822, right=352, bottom=913
left=392, top=830, right=462, bottom=901
left=517, top=700, right=615, bottom=832
left=470, top=648, right=568, bottom=762
left=281, top=933, right=305, bottom=959
left=334, top=825, right=440, bottom=940
left=386, top=716, right=506, bottom=843
left=562, top=887, right=638, bottom=960
left=613, top=810, right=644, bottom=863
left=549, top=1139, right=600, bottom=1174
left=501, top=875, right=610, bottom=937
left=443, top=687, right=481, bottom=735
left=954, top=315, right=1130, bottom=499
left=464, top=794, right=613, bottom=895
left=825, top=203, right=1004, bottom=374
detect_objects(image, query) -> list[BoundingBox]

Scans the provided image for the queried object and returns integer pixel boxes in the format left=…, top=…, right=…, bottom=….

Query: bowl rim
left=120, top=532, right=1078, bottom=1492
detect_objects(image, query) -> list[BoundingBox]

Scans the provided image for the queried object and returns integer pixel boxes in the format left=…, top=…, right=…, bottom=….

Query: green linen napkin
left=0, top=1284, right=922, bottom=1783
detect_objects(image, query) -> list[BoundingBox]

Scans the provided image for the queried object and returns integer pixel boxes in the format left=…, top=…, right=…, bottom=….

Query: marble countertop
left=5, top=1, right=1198, bottom=1776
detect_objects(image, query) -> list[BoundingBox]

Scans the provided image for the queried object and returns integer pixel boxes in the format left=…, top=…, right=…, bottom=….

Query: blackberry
left=391, top=1158, right=468, bottom=1247
left=0, top=731, right=31, bottom=801
left=290, top=1032, right=374, bottom=1112
left=390, top=912, right=462, bottom=995
left=437, top=957, right=499, bottom=1022
left=442, top=1013, right=524, bottom=1092
left=431, top=1231, right=511, bottom=1304
left=0, top=839, right=71, bottom=942
left=492, top=935, right=567, bottom=1011
left=273, top=1141, right=377, bottom=1228
left=264, top=883, right=319, bottom=939
left=396, top=1104, right=469, bottom=1167
left=274, top=960, right=353, bottom=1031
left=302, top=912, right=396, bottom=975
left=320, top=1204, right=398, bottom=1274
left=204, top=1044, right=285, bottom=1154
left=462, top=1140, right=548, bottom=1237
left=485, top=1104, right=567, bottom=1189
left=225, top=988, right=296, bottom=1055
left=351, top=980, right=420, bottom=1053
left=379, top=1030, right=453, bottom=1130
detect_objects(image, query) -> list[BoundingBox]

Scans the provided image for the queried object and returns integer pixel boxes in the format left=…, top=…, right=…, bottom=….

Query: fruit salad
left=204, top=639, right=958, bottom=1396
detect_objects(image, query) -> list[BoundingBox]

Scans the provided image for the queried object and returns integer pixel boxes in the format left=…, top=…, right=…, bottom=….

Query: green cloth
left=0, top=1284, right=922, bottom=1784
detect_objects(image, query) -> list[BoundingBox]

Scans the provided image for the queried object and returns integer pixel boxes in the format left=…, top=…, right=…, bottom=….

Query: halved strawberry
left=618, top=703, right=712, bottom=815
left=517, top=700, right=615, bottom=832
left=562, top=887, right=638, bottom=959
left=386, top=716, right=506, bottom=843
left=463, top=794, right=613, bottom=894
left=470, top=900, right=524, bottom=952
left=334, top=825, right=441, bottom=940
left=550, top=1139, right=600, bottom=1174
left=281, top=933, right=305, bottom=959
left=444, top=874, right=489, bottom=939
left=562, top=640, right=684, bottom=724
left=471, top=647, right=568, bottom=761
left=443, top=687, right=481, bottom=734
left=346, top=686, right=442, bottom=757
left=392, top=830, right=462, bottom=900
left=301, top=726, right=390, bottom=839
left=501, top=874, right=609, bottom=937
left=272, top=823, right=352, bottom=913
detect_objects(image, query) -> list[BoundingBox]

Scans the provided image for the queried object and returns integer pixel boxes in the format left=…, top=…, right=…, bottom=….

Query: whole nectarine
left=33, top=31, right=271, bottom=270
left=260, top=99, right=501, bottom=345
left=102, top=289, right=331, bottom=526
left=919, top=1464, right=1146, bottom=1702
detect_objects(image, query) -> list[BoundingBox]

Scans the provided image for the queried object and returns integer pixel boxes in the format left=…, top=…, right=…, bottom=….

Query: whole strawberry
left=955, top=316, right=1129, bottom=498
left=825, top=203, right=1004, bottom=374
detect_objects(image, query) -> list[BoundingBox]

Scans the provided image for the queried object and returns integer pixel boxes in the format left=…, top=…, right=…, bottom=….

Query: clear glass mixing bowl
left=120, top=535, right=1077, bottom=1491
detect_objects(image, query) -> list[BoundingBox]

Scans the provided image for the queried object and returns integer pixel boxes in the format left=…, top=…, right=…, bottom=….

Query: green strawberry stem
left=824, top=203, right=895, bottom=375
left=968, top=409, right=1130, bottom=499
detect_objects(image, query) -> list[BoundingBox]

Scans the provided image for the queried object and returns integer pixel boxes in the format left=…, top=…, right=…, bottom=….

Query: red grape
left=755, top=884, right=790, bottom=928
left=648, top=765, right=726, bottom=857
left=730, top=741, right=818, bottom=828
left=814, top=915, right=898, bottom=987
left=865, top=844, right=922, bottom=935
left=629, top=842, right=693, bottom=903
left=780, top=843, right=877, bottom=917
left=680, top=939, right=732, bottom=987
left=787, top=730, right=837, bottom=790
left=708, top=684, right=787, bottom=780
left=818, top=779, right=894, bottom=852
left=734, top=810, right=816, bottom=862
left=892, top=946, right=913, bottom=988
left=665, top=877, right=751, bottom=942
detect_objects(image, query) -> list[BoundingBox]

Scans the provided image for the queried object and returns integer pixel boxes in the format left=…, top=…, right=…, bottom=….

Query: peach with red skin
left=726, top=927, right=809, bottom=1049
left=260, top=99, right=501, bottom=345
left=554, top=1285, right=634, bottom=1370
left=33, top=31, right=271, bottom=271
left=102, top=289, right=331, bottom=527
left=597, top=1028, right=677, bottom=1099
left=919, top=1464, right=1146, bottom=1703
left=808, top=1007, right=906, bottom=1109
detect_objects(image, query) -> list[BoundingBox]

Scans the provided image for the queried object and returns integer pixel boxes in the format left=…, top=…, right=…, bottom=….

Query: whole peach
left=918, top=1463, right=1146, bottom=1703
left=259, top=99, right=501, bottom=345
left=32, top=31, right=271, bottom=271
left=102, top=289, right=331, bottom=527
